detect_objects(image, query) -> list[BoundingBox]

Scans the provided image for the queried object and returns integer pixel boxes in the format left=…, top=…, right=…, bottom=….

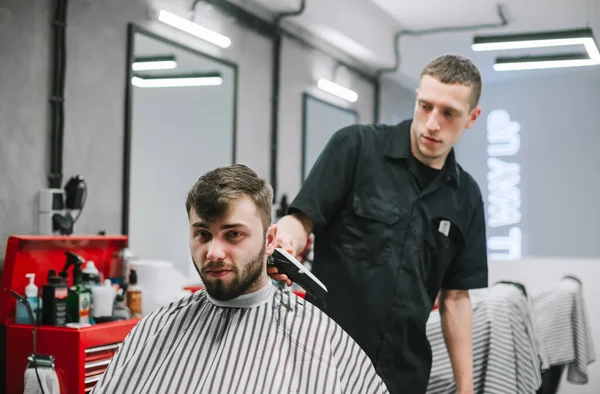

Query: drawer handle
left=85, top=343, right=121, bottom=354
left=85, top=375, right=103, bottom=384
left=85, top=359, right=111, bottom=369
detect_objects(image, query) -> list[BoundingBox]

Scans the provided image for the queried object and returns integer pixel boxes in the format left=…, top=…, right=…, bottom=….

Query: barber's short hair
left=421, top=54, right=482, bottom=109
left=185, top=164, right=273, bottom=231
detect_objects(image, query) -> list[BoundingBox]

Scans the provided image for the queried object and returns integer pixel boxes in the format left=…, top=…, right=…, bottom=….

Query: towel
left=24, top=367, right=60, bottom=394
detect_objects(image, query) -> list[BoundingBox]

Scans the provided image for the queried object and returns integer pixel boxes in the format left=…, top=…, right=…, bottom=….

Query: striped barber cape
left=426, top=284, right=549, bottom=394
left=92, top=282, right=389, bottom=394
left=532, top=276, right=596, bottom=384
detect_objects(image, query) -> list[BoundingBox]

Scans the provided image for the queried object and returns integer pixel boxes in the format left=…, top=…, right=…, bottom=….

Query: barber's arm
left=439, top=289, right=473, bottom=394
left=439, top=196, right=488, bottom=394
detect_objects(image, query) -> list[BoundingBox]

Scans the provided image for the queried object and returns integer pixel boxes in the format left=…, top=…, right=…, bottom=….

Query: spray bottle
left=61, top=251, right=92, bottom=324
left=16, top=273, right=39, bottom=324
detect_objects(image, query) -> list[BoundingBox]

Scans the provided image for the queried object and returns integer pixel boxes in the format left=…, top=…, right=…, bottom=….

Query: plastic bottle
left=126, top=269, right=142, bottom=318
left=42, top=270, right=68, bottom=326
left=91, top=279, right=117, bottom=318
left=112, top=288, right=131, bottom=320
left=16, top=273, right=39, bottom=324
left=82, top=261, right=101, bottom=288
left=64, top=252, right=92, bottom=324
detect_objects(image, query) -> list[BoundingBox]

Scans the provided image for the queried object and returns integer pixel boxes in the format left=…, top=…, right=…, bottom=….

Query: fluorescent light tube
left=132, top=72, right=223, bottom=88
left=494, top=55, right=600, bottom=71
left=472, top=28, right=600, bottom=61
left=158, top=10, right=231, bottom=48
left=317, top=79, right=358, bottom=102
left=132, top=55, right=177, bottom=71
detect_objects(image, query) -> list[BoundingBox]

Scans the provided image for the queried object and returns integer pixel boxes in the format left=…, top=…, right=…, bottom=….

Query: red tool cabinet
left=1, top=235, right=140, bottom=394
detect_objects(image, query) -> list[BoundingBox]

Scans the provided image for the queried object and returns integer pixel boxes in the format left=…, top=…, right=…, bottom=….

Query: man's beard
left=193, top=244, right=266, bottom=301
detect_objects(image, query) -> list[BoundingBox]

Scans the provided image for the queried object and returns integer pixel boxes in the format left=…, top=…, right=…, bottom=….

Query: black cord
left=72, top=178, right=87, bottom=224
left=10, top=291, right=46, bottom=394
left=33, top=356, right=45, bottom=394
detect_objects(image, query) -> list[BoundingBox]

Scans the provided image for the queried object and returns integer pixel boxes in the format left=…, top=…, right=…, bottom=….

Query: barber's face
left=189, top=196, right=277, bottom=301
left=412, top=75, right=481, bottom=168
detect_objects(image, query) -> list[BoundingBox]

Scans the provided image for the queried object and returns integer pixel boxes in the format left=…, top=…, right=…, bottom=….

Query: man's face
left=189, top=196, right=277, bottom=301
left=411, top=75, right=481, bottom=168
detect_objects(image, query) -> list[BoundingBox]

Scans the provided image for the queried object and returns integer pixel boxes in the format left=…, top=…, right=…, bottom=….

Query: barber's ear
left=466, top=106, right=481, bottom=129
left=265, top=224, right=278, bottom=255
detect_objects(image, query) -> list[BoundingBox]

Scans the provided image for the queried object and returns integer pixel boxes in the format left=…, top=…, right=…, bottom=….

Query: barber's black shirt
left=289, top=120, right=488, bottom=394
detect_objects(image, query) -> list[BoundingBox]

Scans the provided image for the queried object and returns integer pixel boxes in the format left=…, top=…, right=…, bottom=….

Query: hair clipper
left=268, top=248, right=328, bottom=301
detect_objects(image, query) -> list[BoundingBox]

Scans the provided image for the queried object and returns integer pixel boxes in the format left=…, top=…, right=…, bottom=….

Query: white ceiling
left=248, top=0, right=600, bottom=85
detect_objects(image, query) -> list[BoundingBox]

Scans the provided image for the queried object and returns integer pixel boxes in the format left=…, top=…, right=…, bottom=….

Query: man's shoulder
left=139, top=290, right=206, bottom=323
left=283, top=290, right=352, bottom=336
left=332, top=122, right=399, bottom=145
left=456, top=163, right=484, bottom=200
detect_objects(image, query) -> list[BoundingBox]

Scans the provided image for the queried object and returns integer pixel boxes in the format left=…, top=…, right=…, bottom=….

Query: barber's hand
left=267, top=232, right=296, bottom=286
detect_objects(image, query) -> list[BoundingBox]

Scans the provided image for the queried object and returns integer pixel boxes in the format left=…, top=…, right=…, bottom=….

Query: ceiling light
left=473, top=28, right=600, bottom=60
left=132, top=72, right=223, bottom=88
left=493, top=53, right=600, bottom=71
left=157, top=10, right=231, bottom=48
left=317, top=79, right=358, bottom=102
left=132, top=55, right=177, bottom=71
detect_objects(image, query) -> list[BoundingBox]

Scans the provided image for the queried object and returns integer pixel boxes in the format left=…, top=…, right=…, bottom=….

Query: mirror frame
left=122, top=23, right=239, bottom=234
left=301, top=92, right=359, bottom=182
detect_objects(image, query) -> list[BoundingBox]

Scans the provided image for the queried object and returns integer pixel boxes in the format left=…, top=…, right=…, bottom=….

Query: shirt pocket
left=422, top=217, right=465, bottom=290
left=338, top=194, right=402, bottom=265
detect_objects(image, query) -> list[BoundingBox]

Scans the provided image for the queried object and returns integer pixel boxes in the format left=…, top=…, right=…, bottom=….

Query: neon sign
left=486, top=110, right=522, bottom=261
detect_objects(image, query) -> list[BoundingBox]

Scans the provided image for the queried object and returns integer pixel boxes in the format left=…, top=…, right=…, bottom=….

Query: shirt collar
left=384, top=119, right=461, bottom=187
left=205, top=281, right=277, bottom=309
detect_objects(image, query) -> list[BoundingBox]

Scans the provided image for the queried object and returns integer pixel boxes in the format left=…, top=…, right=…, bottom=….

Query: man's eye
left=195, top=230, right=211, bottom=240
left=227, top=231, right=243, bottom=239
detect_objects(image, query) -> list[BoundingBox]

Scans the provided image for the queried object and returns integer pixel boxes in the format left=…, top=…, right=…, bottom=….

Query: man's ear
left=466, top=106, right=482, bottom=129
left=265, top=224, right=278, bottom=255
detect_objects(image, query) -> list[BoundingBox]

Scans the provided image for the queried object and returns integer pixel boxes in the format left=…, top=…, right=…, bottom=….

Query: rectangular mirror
left=302, top=93, right=359, bottom=181
left=123, top=24, right=237, bottom=278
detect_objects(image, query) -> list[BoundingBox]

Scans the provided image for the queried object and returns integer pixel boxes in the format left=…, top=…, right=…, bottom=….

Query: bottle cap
left=25, top=273, right=38, bottom=298
left=129, top=269, right=138, bottom=285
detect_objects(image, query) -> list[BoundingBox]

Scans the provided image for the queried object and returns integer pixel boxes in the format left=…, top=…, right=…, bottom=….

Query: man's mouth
left=422, top=135, right=441, bottom=145
left=205, top=269, right=233, bottom=279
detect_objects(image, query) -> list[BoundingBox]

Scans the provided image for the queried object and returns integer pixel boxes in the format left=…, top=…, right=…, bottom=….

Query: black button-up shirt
left=289, top=120, right=488, bottom=394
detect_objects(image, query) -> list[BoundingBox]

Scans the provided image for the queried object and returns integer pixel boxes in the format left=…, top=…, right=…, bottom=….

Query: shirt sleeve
left=288, top=125, right=360, bottom=233
left=441, top=197, right=488, bottom=290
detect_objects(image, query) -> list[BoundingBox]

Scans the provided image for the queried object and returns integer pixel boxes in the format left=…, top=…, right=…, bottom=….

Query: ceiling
left=247, top=0, right=600, bottom=85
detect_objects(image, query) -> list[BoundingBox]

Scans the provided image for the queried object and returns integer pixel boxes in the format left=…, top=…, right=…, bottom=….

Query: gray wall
left=455, top=67, right=600, bottom=259
left=0, top=0, right=377, bottom=267
left=379, top=76, right=416, bottom=125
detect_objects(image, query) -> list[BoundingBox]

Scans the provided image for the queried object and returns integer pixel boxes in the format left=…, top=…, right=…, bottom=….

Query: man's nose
left=425, top=112, right=441, bottom=132
left=206, top=240, right=226, bottom=261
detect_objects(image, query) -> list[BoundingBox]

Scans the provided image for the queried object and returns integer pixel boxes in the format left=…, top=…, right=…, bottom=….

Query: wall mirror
left=302, top=93, right=359, bottom=181
left=123, top=24, right=237, bottom=279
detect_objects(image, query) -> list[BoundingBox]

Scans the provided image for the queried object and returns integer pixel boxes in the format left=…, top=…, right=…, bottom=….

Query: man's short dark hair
left=185, top=165, right=273, bottom=231
left=420, top=54, right=482, bottom=109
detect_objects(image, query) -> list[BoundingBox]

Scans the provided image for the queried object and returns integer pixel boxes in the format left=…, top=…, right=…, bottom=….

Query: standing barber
left=270, top=54, right=488, bottom=394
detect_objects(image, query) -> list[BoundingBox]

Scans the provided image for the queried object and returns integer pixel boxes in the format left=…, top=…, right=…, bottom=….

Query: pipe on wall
left=270, top=0, right=306, bottom=203
left=48, top=0, right=69, bottom=189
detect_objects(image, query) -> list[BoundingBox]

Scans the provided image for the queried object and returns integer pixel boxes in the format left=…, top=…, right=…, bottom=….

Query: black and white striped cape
left=426, top=284, right=549, bottom=394
left=92, top=283, right=389, bottom=394
left=533, top=276, right=596, bottom=385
